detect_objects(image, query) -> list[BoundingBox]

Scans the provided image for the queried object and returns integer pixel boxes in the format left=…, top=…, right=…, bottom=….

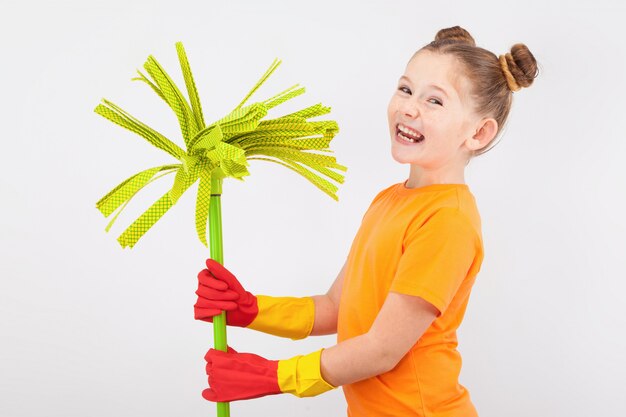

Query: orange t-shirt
left=337, top=180, right=484, bottom=417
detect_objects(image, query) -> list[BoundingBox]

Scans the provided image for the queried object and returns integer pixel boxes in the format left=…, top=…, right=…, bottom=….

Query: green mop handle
left=208, top=177, right=230, bottom=417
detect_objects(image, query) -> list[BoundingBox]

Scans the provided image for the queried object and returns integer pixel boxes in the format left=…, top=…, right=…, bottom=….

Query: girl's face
left=387, top=50, right=482, bottom=174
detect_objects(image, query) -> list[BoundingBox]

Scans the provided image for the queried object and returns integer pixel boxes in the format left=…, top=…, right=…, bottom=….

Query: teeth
left=398, top=132, right=418, bottom=143
left=398, top=124, right=424, bottom=140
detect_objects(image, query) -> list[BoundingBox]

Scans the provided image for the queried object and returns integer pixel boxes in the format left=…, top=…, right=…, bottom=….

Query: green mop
left=94, top=42, right=346, bottom=417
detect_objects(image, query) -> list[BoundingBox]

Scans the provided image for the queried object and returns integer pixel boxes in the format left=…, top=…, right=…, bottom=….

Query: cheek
left=429, top=113, right=454, bottom=133
left=388, top=95, right=402, bottom=113
left=387, top=100, right=395, bottom=120
left=387, top=105, right=396, bottom=131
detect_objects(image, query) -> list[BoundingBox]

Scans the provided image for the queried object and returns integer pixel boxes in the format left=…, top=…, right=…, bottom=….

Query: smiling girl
left=194, top=25, right=539, bottom=416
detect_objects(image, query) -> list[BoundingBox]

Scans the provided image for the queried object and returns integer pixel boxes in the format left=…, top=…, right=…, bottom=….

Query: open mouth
left=396, top=123, right=425, bottom=144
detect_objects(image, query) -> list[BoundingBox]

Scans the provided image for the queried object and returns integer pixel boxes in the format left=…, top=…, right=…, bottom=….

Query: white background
left=1, top=1, right=625, bottom=416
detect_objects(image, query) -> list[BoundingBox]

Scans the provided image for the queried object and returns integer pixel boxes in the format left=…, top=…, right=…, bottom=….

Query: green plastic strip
left=95, top=41, right=347, bottom=248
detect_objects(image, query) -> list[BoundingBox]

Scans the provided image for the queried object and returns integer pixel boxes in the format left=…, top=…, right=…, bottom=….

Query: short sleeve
left=390, top=207, right=479, bottom=317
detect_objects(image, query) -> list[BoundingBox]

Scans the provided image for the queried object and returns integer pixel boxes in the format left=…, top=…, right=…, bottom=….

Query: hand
left=201, top=345, right=337, bottom=402
left=202, top=346, right=281, bottom=402
left=194, top=259, right=259, bottom=327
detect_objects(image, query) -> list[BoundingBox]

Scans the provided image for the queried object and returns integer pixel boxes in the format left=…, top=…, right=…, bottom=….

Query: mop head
left=95, top=42, right=346, bottom=248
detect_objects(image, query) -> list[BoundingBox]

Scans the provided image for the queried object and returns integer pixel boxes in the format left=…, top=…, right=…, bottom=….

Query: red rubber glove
left=202, top=346, right=337, bottom=402
left=202, top=346, right=282, bottom=402
left=194, top=259, right=259, bottom=327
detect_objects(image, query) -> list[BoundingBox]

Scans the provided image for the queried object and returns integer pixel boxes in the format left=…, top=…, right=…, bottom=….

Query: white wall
left=1, top=1, right=624, bottom=416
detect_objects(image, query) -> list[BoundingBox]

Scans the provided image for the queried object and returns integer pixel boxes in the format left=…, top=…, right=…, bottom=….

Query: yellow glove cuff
left=246, top=295, right=315, bottom=340
left=277, top=348, right=337, bottom=397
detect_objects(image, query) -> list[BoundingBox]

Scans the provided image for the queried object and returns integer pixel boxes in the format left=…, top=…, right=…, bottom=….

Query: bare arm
left=319, top=291, right=439, bottom=387
left=309, top=260, right=347, bottom=336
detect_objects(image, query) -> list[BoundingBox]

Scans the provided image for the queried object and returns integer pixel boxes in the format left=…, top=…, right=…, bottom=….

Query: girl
left=194, top=26, right=539, bottom=416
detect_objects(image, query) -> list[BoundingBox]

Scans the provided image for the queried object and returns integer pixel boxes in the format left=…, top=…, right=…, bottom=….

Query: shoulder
left=369, top=182, right=399, bottom=206
left=420, top=189, right=483, bottom=244
left=428, top=207, right=475, bottom=229
left=407, top=207, right=480, bottom=247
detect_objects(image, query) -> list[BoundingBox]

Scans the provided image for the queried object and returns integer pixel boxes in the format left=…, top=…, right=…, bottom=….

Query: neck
left=406, top=164, right=466, bottom=188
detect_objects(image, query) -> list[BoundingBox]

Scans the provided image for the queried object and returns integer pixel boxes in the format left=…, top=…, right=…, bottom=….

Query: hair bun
left=499, top=43, right=539, bottom=92
left=434, top=26, right=476, bottom=47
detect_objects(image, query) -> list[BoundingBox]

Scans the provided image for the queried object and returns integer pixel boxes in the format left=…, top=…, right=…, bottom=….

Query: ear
left=466, top=117, right=498, bottom=152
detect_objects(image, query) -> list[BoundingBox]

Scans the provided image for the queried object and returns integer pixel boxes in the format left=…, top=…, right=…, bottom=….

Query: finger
left=202, top=388, right=218, bottom=402
left=197, top=269, right=228, bottom=290
left=204, top=349, right=229, bottom=371
left=194, top=298, right=238, bottom=311
left=195, top=284, right=239, bottom=301
left=205, top=259, right=246, bottom=294
left=204, top=348, right=216, bottom=363
left=204, top=355, right=213, bottom=383
left=205, top=347, right=233, bottom=362
left=194, top=308, right=222, bottom=319
left=201, top=277, right=233, bottom=292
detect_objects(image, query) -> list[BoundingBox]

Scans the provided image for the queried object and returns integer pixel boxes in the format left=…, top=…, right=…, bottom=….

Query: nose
left=400, top=99, right=419, bottom=119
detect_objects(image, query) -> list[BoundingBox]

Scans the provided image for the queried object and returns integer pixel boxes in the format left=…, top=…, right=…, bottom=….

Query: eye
left=398, top=86, right=443, bottom=106
left=398, top=86, right=411, bottom=94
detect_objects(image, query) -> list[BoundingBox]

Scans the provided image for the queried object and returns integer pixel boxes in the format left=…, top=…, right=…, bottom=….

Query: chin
left=390, top=145, right=421, bottom=165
